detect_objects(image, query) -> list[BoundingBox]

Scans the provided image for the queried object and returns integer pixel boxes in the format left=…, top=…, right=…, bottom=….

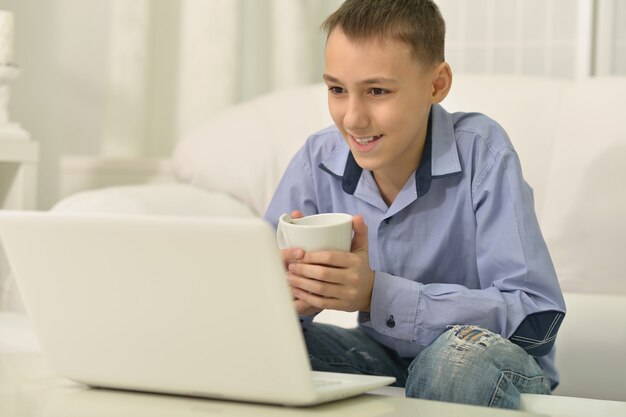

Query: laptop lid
left=0, top=211, right=325, bottom=404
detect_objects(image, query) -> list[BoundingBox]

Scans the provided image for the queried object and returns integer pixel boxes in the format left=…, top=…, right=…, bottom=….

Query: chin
left=351, top=155, right=381, bottom=172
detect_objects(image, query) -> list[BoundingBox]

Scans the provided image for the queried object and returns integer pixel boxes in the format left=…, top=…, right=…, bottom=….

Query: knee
left=405, top=325, right=525, bottom=408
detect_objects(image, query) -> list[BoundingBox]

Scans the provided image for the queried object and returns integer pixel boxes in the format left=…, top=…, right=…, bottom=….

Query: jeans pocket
left=490, top=370, right=551, bottom=408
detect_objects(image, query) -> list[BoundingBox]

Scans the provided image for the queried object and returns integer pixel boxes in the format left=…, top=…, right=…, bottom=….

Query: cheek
left=327, top=100, right=345, bottom=127
left=375, top=105, right=404, bottom=132
left=388, top=94, right=430, bottom=131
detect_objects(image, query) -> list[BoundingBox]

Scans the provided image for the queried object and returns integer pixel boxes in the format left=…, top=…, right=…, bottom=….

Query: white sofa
left=2, top=75, right=626, bottom=415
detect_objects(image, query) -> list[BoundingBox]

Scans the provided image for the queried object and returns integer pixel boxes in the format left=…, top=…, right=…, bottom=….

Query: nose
left=343, top=96, right=369, bottom=131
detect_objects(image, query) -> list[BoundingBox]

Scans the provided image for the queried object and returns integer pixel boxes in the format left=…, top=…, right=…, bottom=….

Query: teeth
left=354, top=135, right=380, bottom=145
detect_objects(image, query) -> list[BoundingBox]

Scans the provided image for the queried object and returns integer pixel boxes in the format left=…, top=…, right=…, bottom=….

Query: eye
left=328, top=86, right=345, bottom=95
left=370, top=88, right=388, bottom=97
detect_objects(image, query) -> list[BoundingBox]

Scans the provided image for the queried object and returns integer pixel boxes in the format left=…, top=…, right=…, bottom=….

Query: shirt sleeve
left=364, top=147, right=566, bottom=357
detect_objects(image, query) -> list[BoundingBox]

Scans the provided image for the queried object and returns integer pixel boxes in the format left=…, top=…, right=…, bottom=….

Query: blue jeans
left=303, top=323, right=551, bottom=409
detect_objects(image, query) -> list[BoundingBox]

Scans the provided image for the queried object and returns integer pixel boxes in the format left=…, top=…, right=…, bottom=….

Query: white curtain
left=102, top=0, right=619, bottom=160
left=102, top=0, right=343, bottom=159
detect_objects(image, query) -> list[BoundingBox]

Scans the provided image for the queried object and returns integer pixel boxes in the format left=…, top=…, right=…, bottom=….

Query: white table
left=0, top=353, right=543, bottom=417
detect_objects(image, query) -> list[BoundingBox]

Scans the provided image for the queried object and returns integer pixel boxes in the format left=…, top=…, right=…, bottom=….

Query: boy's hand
left=282, top=246, right=323, bottom=316
left=287, top=215, right=374, bottom=312
left=280, top=210, right=323, bottom=316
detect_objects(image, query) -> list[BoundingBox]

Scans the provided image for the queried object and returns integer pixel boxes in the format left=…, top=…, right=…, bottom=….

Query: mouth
left=351, top=134, right=383, bottom=151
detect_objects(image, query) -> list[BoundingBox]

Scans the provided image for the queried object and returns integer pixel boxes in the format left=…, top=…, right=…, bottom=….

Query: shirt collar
left=318, top=104, right=461, bottom=197
left=431, top=103, right=462, bottom=177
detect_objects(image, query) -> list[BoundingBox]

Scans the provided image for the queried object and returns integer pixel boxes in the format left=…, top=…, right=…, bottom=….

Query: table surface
left=0, top=353, right=544, bottom=417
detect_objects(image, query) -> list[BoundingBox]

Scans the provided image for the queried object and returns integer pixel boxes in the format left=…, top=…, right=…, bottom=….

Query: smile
left=353, top=134, right=383, bottom=145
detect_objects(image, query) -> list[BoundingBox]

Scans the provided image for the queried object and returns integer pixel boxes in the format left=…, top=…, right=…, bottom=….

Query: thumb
left=351, top=215, right=369, bottom=252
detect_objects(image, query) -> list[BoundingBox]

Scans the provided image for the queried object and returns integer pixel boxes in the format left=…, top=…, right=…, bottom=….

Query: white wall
left=608, top=0, right=626, bottom=73
left=593, top=0, right=626, bottom=75
left=438, top=0, right=592, bottom=79
left=0, top=0, right=110, bottom=209
left=0, top=0, right=625, bottom=209
left=0, top=0, right=342, bottom=209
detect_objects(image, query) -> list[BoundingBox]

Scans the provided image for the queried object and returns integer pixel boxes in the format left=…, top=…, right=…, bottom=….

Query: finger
left=281, top=247, right=304, bottom=263
left=288, top=262, right=344, bottom=284
left=351, top=214, right=369, bottom=252
left=293, top=299, right=320, bottom=316
left=292, top=287, right=338, bottom=311
left=294, top=298, right=306, bottom=314
left=291, top=282, right=327, bottom=301
left=299, top=250, right=352, bottom=268
left=288, top=272, right=341, bottom=297
left=290, top=210, right=304, bottom=219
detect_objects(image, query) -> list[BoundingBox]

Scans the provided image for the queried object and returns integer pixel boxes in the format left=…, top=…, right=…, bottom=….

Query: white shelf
left=1, top=135, right=39, bottom=312
left=0, top=136, right=38, bottom=210
left=0, top=137, right=38, bottom=163
left=0, top=62, right=36, bottom=312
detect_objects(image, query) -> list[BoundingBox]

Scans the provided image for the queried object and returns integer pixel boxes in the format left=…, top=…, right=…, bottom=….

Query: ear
left=430, top=62, right=452, bottom=104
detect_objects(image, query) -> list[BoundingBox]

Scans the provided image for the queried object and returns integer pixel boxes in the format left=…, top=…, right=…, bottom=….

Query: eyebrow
left=323, top=74, right=398, bottom=85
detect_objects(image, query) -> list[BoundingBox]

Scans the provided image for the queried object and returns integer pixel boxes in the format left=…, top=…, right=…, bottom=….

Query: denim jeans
left=303, top=323, right=551, bottom=409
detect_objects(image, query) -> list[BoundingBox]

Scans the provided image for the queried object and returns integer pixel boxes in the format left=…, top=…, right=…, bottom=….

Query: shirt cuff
left=368, top=271, right=421, bottom=341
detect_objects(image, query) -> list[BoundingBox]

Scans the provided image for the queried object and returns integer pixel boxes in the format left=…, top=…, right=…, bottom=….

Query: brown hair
left=322, top=0, right=446, bottom=67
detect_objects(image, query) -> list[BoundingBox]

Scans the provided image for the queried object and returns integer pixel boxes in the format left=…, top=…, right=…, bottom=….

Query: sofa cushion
left=173, top=84, right=333, bottom=215
left=540, top=77, right=626, bottom=295
left=51, top=183, right=255, bottom=218
left=552, top=292, right=626, bottom=401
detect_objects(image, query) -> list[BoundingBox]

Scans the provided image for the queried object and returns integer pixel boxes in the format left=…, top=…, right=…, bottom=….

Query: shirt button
left=386, top=315, right=395, bottom=328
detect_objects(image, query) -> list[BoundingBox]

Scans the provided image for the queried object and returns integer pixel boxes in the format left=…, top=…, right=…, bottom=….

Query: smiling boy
left=264, top=0, right=565, bottom=409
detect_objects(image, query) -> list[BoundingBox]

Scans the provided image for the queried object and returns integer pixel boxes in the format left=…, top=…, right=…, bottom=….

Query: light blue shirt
left=264, top=104, right=566, bottom=387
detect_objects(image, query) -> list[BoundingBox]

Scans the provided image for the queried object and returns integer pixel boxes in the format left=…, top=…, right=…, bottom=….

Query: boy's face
left=324, top=29, right=442, bottom=184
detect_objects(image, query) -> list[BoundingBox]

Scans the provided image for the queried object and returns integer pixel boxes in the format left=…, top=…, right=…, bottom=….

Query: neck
left=373, top=153, right=422, bottom=206
left=373, top=175, right=403, bottom=207
left=373, top=129, right=427, bottom=206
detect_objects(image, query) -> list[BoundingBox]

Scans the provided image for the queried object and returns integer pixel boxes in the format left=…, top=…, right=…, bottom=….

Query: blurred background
left=0, top=0, right=624, bottom=210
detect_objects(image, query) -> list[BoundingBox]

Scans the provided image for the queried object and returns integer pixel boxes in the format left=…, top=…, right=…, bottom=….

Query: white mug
left=277, top=213, right=353, bottom=252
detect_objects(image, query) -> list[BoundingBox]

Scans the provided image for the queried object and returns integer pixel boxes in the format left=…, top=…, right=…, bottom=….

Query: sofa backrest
left=441, top=74, right=570, bottom=221
left=540, top=77, right=626, bottom=295
left=173, top=75, right=626, bottom=297
left=174, top=75, right=571, bottom=220
left=173, top=84, right=331, bottom=215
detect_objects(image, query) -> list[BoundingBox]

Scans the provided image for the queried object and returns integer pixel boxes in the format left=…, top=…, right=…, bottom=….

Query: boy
left=264, top=0, right=566, bottom=409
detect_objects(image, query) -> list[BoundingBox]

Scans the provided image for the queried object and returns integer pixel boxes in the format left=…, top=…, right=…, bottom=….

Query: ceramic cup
left=277, top=213, right=353, bottom=252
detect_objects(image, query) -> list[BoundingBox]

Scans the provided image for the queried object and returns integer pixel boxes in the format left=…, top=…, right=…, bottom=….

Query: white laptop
left=0, top=211, right=395, bottom=406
